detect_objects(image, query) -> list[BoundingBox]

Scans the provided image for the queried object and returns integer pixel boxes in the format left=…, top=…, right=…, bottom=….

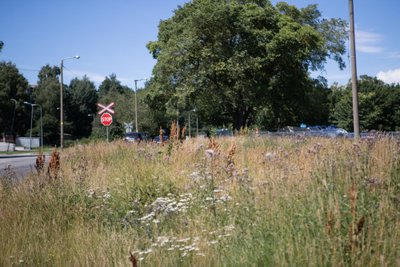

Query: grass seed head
left=47, top=148, right=60, bottom=180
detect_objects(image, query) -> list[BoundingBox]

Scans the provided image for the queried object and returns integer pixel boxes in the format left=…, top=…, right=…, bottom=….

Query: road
left=0, top=154, right=46, bottom=180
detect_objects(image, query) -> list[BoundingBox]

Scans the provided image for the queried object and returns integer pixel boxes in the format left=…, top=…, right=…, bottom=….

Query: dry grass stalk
left=170, top=121, right=177, bottom=142
left=349, top=183, right=357, bottom=219
left=226, top=142, right=236, bottom=166
left=47, top=148, right=60, bottom=180
left=226, top=142, right=237, bottom=178
left=35, top=152, right=45, bottom=175
left=129, top=252, right=137, bottom=267
left=208, top=137, right=219, bottom=151
left=326, top=211, right=335, bottom=236
left=181, top=126, right=186, bottom=140
left=348, top=182, right=364, bottom=252
left=355, top=216, right=365, bottom=236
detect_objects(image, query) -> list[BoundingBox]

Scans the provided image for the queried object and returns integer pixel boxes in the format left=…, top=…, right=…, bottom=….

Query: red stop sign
left=100, top=112, right=113, bottom=126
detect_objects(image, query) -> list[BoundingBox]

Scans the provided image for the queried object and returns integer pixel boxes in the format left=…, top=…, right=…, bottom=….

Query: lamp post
left=193, top=108, right=198, bottom=137
left=23, top=102, right=34, bottom=150
left=24, top=102, right=43, bottom=150
left=60, top=56, right=80, bottom=149
left=34, top=104, right=43, bottom=151
left=188, top=110, right=191, bottom=138
left=196, top=115, right=199, bottom=137
left=134, top=78, right=147, bottom=132
left=10, top=99, right=17, bottom=138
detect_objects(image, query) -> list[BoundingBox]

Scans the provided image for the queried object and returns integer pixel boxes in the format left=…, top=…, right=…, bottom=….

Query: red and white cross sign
left=97, top=102, right=115, bottom=115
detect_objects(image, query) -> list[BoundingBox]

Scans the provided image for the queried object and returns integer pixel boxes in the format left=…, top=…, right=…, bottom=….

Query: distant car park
left=273, top=125, right=349, bottom=138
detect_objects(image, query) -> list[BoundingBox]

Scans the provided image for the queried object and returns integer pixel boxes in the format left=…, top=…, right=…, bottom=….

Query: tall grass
left=1, top=136, right=399, bottom=266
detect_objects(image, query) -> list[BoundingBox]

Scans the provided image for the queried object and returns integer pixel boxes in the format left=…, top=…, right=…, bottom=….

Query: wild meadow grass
left=1, top=136, right=399, bottom=266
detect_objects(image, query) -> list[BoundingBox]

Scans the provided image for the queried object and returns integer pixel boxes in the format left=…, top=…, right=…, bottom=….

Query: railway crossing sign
left=97, top=102, right=115, bottom=115
left=124, top=122, right=133, bottom=133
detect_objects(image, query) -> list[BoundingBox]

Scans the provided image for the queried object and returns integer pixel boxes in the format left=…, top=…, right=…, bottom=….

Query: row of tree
left=0, top=59, right=154, bottom=145
left=1, top=0, right=399, bottom=147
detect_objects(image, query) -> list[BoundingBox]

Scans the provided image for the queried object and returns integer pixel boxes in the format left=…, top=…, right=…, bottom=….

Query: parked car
left=321, top=126, right=348, bottom=137
left=124, top=132, right=144, bottom=143
left=153, top=135, right=169, bottom=144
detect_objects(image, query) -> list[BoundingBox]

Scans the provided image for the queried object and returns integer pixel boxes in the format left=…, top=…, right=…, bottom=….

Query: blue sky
left=1, top=0, right=399, bottom=88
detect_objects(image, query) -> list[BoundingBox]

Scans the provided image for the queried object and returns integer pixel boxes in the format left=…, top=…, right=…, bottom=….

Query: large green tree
left=0, top=61, right=29, bottom=136
left=33, top=65, right=61, bottom=145
left=146, top=0, right=347, bottom=131
left=65, top=76, right=98, bottom=139
left=330, top=75, right=400, bottom=131
left=97, top=73, right=129, bottom=97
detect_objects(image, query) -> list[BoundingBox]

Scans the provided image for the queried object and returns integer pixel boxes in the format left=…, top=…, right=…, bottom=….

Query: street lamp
left=60, top=55, right=80, bottom=149
left=134, top=78, right=147, bottom=132
left=10, top=99, right=17, bottom=138
left=24, top=102, right=43, bottom=150
left=34, top=104, right=43, bottom=151
left=23, top=101, right=34, bottom=150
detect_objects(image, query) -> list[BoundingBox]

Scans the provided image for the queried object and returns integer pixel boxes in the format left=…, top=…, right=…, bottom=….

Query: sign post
left=100, top=112, right=113, bottom=142
left=97, top=102, right=115, bottom=142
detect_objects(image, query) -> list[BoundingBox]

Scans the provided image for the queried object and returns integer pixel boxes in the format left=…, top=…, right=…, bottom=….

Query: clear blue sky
left=1, top=0, right=399, bottom=88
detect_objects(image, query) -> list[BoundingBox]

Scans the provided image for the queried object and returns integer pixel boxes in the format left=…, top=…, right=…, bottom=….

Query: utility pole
left=60, top=60, right=64, bottom=148
left=134, top=80, right=138, bottom=132
left=134, top=78, right=146, bottom=132
left=60, top=56, right=80, bottom=148
left=349, top=0, right=360, bottom=139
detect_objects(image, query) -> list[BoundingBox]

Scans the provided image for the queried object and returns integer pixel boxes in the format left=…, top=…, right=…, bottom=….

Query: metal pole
left=60, top=59, right=64, bottom=148
left=134, top=80, right=138, bottom=132
left=39, top=105, right=43, bottom=150
left=10, top=99, right=17, bottom=137
left=29, top=104, right=33, bottom=150
left=106, top=126, right=109, bottom=143
left=59, top=56, right=79, bottom=148
left=177, top=107, right=179, bottom=140
left=188, top=111, right=191, bottom=138
left=349, top=0, right=360, bottom=139
left=196, top=117, right=199, bottom=137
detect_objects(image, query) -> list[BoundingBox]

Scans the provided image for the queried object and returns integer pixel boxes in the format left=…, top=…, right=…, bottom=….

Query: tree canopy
left=33, top=65, right=61, bottom=144
left=146, top=0, right=347, bottom=130
left=330, top=75, right=400, bottom=131
left=0, top=61, right=29, bottom=135
left=66, top=76, right=98, bottom=138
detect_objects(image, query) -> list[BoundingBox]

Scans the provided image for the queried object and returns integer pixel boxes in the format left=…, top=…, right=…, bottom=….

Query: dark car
left=153, top=135, right=169, bottom=144
left=124, top=132, right=143, bottom=143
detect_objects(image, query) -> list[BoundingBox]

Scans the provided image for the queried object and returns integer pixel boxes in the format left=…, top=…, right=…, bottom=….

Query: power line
left=62, top=66, right=79, bottom=78
left=19, top=68, right=40, bottom=72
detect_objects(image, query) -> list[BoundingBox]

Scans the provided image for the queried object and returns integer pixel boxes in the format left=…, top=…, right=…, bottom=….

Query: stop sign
left=100, top=112, right=113, bottom=126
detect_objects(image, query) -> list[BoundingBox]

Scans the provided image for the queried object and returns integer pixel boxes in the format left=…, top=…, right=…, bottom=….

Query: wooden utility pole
left=349, top=0, right=360, bottom=139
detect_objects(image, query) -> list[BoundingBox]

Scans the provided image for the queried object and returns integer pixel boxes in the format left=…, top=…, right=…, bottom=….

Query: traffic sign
left=100, top=112, right=113, bottom=126
left=97, top=102, right=115, bottom=115
left=124, top=122, right=133, bottom=133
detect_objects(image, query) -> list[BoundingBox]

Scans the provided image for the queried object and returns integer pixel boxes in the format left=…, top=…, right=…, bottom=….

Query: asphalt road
left=0, top=154, right=46, bottom=180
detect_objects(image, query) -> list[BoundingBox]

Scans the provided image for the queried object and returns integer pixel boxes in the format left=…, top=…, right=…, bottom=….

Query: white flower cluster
left=137, top=193, right=193, bottom=224
left=86, top=188, right=111, bottom=201
left=131, top=235, right=203, bottom=261
left=131, top=224, right=236, bottom=262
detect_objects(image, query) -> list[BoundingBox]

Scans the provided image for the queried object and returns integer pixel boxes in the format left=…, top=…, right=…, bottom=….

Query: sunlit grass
left=1, top=136, right=399, bottom=266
